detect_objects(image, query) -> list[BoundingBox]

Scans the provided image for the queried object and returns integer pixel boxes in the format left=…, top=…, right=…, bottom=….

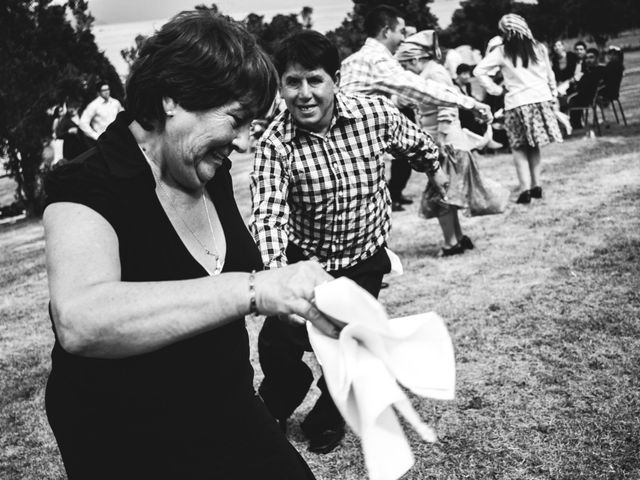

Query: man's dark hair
left=96, top=80, right=110, bottom=92
left=273, top=30, right=340, bottom=78
left=574, top=40, right=587, bottom=50
left=125, top=10, right=278, bottom=130
left=586, top=47, right=599, bottom=57
left=456, top=63, right=473, bottom=76
left=364, top=5, right=401, bottom=38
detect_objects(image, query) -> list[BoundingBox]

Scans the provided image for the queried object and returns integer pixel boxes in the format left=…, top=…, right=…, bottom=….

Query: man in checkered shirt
left=341, top=5, right=492, bottom=211
left=249, top=30, right=446, bottom=456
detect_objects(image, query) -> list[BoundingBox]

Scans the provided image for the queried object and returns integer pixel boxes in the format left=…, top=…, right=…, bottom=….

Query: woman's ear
left=333, top=70, right=341, bottom=90
left=162, top=97, right=177, bottom=117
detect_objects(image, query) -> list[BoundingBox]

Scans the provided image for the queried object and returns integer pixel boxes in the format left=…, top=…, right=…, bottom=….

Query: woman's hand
left=254, top=262, right=346, bottom=338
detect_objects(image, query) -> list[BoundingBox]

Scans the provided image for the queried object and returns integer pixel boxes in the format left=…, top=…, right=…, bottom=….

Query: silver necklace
left=141, top=147, right=223, bottom=274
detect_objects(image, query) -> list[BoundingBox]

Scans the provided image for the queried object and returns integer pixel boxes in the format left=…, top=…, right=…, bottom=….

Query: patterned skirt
left=504, top=100, right=563, bottom=149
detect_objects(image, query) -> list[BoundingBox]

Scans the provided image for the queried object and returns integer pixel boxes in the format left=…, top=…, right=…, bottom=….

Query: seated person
left=551, top=40, right=579, bottom=96
left=601, top=46, right=625, bottom=102
left=566, top=47, right=605, bottom=128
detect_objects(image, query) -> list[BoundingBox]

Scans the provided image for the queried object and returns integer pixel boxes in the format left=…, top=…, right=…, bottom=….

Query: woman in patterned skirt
left=474, top=14, right=562, bottom=204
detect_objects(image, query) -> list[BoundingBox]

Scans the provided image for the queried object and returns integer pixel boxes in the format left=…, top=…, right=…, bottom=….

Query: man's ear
left=333, top=70, right=341, bottom=90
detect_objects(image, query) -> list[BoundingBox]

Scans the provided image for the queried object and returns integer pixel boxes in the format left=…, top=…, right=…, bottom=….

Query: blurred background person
left=78, top=80, right=123, bottom=144
left=475, top=13, right=562, bottom=204
left=601, top=45, right=625, bottom=104
left=566, top=47, right=605, bottom=129
left=53, top=101, right=89, bottom=162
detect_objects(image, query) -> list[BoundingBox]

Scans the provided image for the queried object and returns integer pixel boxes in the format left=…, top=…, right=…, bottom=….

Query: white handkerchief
left=308, top=277, right=455, bottom=480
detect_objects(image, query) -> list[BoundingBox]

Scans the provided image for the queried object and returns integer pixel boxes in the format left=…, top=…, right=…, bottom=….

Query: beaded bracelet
left=248, top=270, right=258, bottom=315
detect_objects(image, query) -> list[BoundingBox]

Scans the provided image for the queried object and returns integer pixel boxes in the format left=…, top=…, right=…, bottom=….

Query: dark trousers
left=388, top=105, right=415, bottom=202
left=388, top=158, right=412, bottom=202
left=258, top=245, right=391, bottom=426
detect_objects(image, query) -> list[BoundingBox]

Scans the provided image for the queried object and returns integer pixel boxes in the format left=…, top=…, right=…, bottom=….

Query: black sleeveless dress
left=44, top=112, right=315, bottom=479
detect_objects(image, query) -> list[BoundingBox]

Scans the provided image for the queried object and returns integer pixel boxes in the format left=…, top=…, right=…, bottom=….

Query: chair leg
left=611, top=101, right=620, bottom=124
left=616, top=99, right=627, bottom=126
left=592, top=106, right=601, bottom=135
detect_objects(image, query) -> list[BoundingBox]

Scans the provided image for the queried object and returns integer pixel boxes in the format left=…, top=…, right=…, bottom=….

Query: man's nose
left=232, top=123, right=251, bottom=153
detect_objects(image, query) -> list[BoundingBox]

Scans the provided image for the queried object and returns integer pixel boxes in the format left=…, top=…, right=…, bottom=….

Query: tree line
left=2, top=0, right=639, bottom=216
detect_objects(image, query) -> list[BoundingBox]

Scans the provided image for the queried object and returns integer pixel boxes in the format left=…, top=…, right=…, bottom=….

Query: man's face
left=387, top=17, right=407, bottom=54
left=585, top=52, right=598, bottom=68
left=280, top=62, right=338, bottom=135
left=457, top=71, right=472, bottom=85
left=98, top=85, right=111, bottom=100
left=575, top=45, right=586, bottom=59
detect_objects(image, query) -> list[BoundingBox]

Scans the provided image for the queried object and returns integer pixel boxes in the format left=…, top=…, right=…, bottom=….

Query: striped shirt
left=250, top=93, right=439, bottom=272
left=341, top=38, right=477, bottom=111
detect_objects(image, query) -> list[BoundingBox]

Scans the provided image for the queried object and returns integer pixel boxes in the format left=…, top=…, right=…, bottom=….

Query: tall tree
left=440, top=0, right=640, bottom=51
left=0, top=0, right=122, bottom=216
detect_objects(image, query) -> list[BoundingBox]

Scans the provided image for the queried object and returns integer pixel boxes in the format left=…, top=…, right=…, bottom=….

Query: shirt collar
left=363, top=37, right=394, bottom=59
left=281, top=92, right=363, bottom=143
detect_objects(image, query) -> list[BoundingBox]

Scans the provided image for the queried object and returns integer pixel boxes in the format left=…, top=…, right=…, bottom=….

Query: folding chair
left=598, top=76, right=627, bottom=126
left=567, top=84, right=604, bottom=136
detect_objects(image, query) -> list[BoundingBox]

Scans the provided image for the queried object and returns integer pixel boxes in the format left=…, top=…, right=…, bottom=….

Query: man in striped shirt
left=340, top=5, right=492, bottom=211
left=250, top=30, right=446, bottom=455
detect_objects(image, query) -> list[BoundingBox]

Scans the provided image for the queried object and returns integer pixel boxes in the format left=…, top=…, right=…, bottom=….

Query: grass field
left=1, top=54, right=639, bottom=479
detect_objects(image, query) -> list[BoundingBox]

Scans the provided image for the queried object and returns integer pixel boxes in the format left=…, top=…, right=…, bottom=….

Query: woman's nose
left=299, top=81, right=311, bottom=98
left=232, top=123, right=251, bottom=153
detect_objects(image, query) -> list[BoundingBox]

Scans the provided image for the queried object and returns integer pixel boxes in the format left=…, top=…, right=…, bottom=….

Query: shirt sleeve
left=370, top=56, right=477, bottom=110
left=474, top=49, right=505, bottom=96
left=249, top=139, right=291, bottom=270
left=79, top=101, right=99, bottom=140
left=382, top=98, right=440, bottom=173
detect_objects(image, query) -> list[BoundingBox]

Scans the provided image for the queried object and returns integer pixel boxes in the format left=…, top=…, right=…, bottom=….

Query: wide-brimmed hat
left=395, top=30, right=441, bottom=62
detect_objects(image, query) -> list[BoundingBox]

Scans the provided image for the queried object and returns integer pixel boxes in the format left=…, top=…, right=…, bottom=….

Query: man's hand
left=471, top=101, right=493, bottom=124
left=428, top=166, right=449, bottom=202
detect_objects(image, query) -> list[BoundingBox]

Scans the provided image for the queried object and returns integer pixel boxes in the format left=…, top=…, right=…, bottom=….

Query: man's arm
left=384, top=98, right=448, bottom=198
left=78, top=101, right=100, bottom=141
left=249, top=140, right=292, bottom=270
left=369, top=55, right=492, bottom=122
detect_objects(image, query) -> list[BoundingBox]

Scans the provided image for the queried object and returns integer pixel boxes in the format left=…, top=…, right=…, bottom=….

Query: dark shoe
left=459, top=235, right=474, bottom=250
left=530, top=186, right=542, bottom=199
left=516, top=190, right=531, bottom=204
left=391, top=201, right=405, bottom=212
left=442, top=243, right=465, bottom=257
left=306, top=424, right=345, bottom=454
left=380, top=281, right=389, bottom=289
left=397, top=195, right=413, bottom=205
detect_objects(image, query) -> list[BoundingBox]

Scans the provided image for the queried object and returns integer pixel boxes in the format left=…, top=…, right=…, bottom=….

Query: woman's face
left=553, top=41, right=565, bottom=55
left=161, top=99, right=252, bottom=189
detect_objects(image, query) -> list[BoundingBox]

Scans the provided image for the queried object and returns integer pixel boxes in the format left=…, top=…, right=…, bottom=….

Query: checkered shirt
left=250, top=93, right=439, bottom=272
left=340, top=38, right=477, bottom=110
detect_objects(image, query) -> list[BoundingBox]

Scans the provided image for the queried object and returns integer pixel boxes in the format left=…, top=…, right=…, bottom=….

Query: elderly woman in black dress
left=43, top=10, right=342, bottom=479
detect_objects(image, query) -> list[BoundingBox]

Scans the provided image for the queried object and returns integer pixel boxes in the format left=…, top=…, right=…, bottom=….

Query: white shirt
left=79, top=96, right=123, bottom=140
left=474, top=43, right=556, bottom=110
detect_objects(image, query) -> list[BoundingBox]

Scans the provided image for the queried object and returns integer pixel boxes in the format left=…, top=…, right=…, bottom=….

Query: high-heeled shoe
left=516, top=190, right=531, bottom=204
left=529, top=186, right=542, bottom=199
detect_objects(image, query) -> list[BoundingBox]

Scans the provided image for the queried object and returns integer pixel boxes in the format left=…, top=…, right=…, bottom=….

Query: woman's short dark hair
left=273, top=30, right=340, bottom=78
left=125, top=10, right=278, bottom=130
left=364, top=5, right=401, bottom=38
